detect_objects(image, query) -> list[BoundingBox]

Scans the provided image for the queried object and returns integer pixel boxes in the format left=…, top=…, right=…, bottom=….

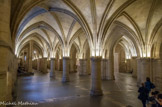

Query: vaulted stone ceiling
left=12, top=0, right=162, bottom=59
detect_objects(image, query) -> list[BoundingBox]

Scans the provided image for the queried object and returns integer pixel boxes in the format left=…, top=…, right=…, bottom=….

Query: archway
left=104, top=23, right=140, bottom=80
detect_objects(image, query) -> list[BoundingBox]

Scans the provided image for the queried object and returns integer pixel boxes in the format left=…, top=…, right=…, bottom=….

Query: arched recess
left=104, top=22, right=141, bottom=79
left=105, top=22, right=141, bottom=59
left=69, top=42, right=79, bottom=73
left=113, top=36, right=137, bottom=74
left=18, top=40, right=44, bottom=70
left=150, top=24, right=162, bottom=59
left=55, top=44, right=63, bottom=71
left=83, top=40, right=91, bottom=75
left=16, top=32, right=51, bottom=57
left=18, top=40, right=43, bottom=58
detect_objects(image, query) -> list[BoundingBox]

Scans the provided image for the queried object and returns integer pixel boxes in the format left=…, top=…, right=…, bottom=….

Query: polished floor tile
left=15, top=70, right=142, bottom=107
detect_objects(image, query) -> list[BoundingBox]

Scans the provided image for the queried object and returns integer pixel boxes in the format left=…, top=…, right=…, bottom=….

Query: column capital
left=63, top=57, right=70, bottom=60
left=131, top=56, right=137, bottom=59
left=91, top=56, right=102, bottom=61
left=79, top=59, right=87, bottom=61
left=50, top=58, right=55, bottom=60
left=102, top=58, right=108, bottom=61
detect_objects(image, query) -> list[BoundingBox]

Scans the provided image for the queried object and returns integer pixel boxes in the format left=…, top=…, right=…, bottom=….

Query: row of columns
left=29, top=56, right=162, bottom=95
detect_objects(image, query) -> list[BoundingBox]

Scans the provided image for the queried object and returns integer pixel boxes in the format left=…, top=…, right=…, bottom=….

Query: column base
left=62, top=76, right=70, bottom=82
left=90, top=89, right=103, bottom=96
left=79, top=73, right=87, bottom=76
left=108, top=75, right=115, bottom=80
left=50, top=73, right=55, bottom=78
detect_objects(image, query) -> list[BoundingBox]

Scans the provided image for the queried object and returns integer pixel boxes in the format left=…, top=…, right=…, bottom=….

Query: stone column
left=70, top=58, right=75, bottom=73
left=28, top=41, right=33, bottom=72
left=62, top=57, right=70, bottom=82
left=107, top=54, right=115, bottom=80
left=37, top=58, right=40, bottom=71
left=101, top=59, right=109, bottom=80
left=42, top=58, right=48, bottom=73
left=39, top=58, right=42, bottom=71
left=0, top=0, right=12, bottom=101
left=137, top=58, right=141, bottom=86
left=126, top=59, right=131, bottom=73
left=137, top=58, right=151, bottom=85
left=90, top=57, right=103, bottom=96
left=153, top=59, right=162, bottom=91
left=131, top=57, right=137, bottom=77
left=50, top=58, right=55, bottom=78
left=58, top=59, right=63, bottom=71
left=79, top=59, right=87, bottom=76
left=87, top=58, right=91, bottom=75
left=47, top=60, right=50, bottom=69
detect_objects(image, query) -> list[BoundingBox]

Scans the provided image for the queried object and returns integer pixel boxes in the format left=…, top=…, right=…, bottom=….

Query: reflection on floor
left=15, top=70, right=142, bottom=107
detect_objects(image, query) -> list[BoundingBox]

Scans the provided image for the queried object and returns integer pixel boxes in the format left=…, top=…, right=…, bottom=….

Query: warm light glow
left=126, top=55, right=131, bottom=59
left=50, top=51, right=55, bottom=58
left=63, top=46, right=70, bottom=57
left=34, top=50, right=36, bottom=54
left=43, top=51, right=48, bottom=58
left=91, top=48, right=102, bottom=57
left=102, top=54, right=105, bottom=59
left=39, top=55, right=42, bottom=58
left=146, top=44, right=151, bottom=57
left=59, top=55, right=62, bottom=59
left=78, top=53, right=83, bottom=59
left=143, top=52, right=146, bottom=58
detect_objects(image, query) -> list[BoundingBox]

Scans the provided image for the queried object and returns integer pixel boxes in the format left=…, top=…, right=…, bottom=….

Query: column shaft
left=42, top=58, right=48, bottom=73
left=137, top=58, right=151, bottom=85
left=62, top=57, right=70, bottom=82
left=37, top=59, right=40, bottom=71
left=108, top=56, right=115, bottom=80
left=126, top=59, right=131, bottom=73
left=153, top=59, right=162, bottom=91
left=0, top=0, right=12, bottom=101
left=131, top=57, right=137, bottom=77
left=58, top=59, right=63, bottom=71
left=28, top=41, right=33, bottom=72
left=101, top=59, right=109, bottom=80
left=90, top=57, right=103, bottom=96
left=50, top=58, right=55, bottom=78
left=70, top=59, right=75, bottom=73
left=79, top=59, right=87, bottom=76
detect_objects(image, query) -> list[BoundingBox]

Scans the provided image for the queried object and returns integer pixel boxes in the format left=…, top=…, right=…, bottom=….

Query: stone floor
left=15, top=70, right=142, bottom=107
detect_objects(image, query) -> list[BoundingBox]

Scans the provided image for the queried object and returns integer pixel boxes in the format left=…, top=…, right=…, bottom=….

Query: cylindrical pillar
left=28, top=41, right=33, bottom=72
left=153, top=59, right=162, bottom=91
left=62, top=57, right=70, bottom=82
left=107, top=55, right=115, bottom=80
left=126, top=59, right=131, bottom=73
left=90, top=57, right=103, bottom=96
left=58, top=59, right=63, bottom=71
left=50, top=58, right=55, bottom=78
left=131, top=57, right=137, bottom=77
left=137, top=58, right=151, bottom=85
left=37, top=58, right=40, bottom=71
left=42, top=58, right=48, bottom=73
left=0, top=0, right=11, bottom=101
left=70, top=58, right=75, bottom=73
left=79, top=59, right=87, bottom=76
left=87, top=58, right=91, bottom=75
left=101, top=59, right=109, bottom=80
